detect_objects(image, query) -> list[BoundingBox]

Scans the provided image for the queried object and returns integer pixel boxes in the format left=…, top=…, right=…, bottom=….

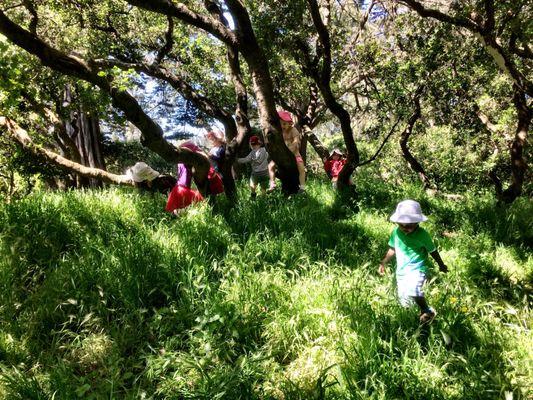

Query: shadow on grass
left=212, top=185, right=389, bottom=273
left=336, top=290, right=514, bottom=399
left=463, top=255, right=532, bottom=307
left=0, top=191, right=233, bottom=375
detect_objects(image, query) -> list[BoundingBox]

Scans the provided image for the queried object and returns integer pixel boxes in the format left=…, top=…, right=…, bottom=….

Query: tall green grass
left=0, top=177, right=531, bottom=399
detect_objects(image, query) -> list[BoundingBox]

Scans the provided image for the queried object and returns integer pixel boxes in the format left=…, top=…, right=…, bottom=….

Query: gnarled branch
left=0, top=116, right=133, bottom=186
left=124, top=0, right=237, bottom=46
left=0, top=10, right=211, bottom=193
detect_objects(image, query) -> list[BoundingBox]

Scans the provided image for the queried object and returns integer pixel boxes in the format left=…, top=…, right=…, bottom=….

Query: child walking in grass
left=378, top=200, right=448, bottom=323
left=237, top=135, right=269, bottom=199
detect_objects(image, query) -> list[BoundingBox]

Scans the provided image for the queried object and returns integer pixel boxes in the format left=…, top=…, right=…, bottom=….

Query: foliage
left=0, top=177, right=530, bottom=399
left=102, top=139, right=175, bottom=176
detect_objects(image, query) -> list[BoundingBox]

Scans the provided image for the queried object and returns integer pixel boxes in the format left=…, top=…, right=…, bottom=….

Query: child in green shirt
left=378, top=200, right=448, bottom=324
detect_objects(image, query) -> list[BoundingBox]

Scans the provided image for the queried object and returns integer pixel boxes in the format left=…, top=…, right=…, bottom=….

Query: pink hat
left=180, top=141, right=201, bottom=153
left=277, top=110, right=293, bottom=123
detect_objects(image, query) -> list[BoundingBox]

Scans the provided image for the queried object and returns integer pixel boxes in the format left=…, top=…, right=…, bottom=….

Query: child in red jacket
left=323, top=149, right=348, bottom=188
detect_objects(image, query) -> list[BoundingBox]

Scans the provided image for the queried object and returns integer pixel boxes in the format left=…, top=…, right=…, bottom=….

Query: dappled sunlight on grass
left=0, top=180, right=531, bottom=398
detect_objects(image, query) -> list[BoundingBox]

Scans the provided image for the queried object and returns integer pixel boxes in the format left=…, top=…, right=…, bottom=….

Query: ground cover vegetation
left=0, top=174, right=531, bottom=399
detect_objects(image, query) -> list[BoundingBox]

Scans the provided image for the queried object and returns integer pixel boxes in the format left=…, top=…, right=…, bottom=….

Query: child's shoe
left=419, top=308, right=436, bottom=324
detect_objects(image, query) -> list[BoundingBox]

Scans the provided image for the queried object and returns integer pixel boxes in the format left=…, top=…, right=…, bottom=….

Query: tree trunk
left=298, top=84, right=330, bottom=164
left=499, top=86, right=530, bottom=203
left=302, top=126, right=330, bottom=162
left=225, top=0, right=300, bottom=194
left=241, top=51, right=300, bottom=194
left=74, top=111, right=106, bottom=188
left=63, top=86, right=106, bottom=188
left=399, top=96, right=434, bottom=190
left=219, top=10, right=253, bottom=199
left=305, top=0, right=359, bottom=191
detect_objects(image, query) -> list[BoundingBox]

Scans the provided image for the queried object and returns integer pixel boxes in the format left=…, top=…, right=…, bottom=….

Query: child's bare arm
left=237, top=151, right=252, bottom=164
left=430, top=250, right=448, bottom=273
left=378, top=247, right=395, bottom=275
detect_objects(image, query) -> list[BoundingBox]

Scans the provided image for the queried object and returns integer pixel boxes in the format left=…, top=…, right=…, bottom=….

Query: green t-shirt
left=388, top=226, right=436, bottom=277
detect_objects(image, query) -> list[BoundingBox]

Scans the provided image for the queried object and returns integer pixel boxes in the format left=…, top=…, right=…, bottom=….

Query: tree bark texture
left=215, top=0, right=298, bottom=194
left=218, top=3, right=253, bottom=198
left=299, top=84, right=330, bottom=163
left=399, top=95, right=434, bottom=189
left=63, top=85, right=106, bottom=188
left=70, top=111, right=106, bottom=188
left=304, top=0, right=360, bottom=190
left=499, top=86, right=530, bottom=203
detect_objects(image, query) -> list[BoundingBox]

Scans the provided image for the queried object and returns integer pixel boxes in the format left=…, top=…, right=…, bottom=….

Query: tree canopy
left=0, top=0, right=530, bottom=200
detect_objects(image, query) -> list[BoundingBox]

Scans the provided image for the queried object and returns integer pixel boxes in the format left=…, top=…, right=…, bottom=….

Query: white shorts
left=397, top=270, right=426, bottom=307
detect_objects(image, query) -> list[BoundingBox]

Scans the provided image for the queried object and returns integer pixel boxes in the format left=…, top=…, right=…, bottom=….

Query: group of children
left=237, top=110, right=307, bottom=196
left=199, top=109, right=348, bottom=200
left=127, top=111, right=448, bottom=323
left=127, top=140, right=224, bottom=215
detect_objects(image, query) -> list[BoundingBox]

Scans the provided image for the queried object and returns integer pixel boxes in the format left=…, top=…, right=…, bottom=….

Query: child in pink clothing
left=165, top=142, right=204, bottom=214
left=205, top=129, right=226, bottom=173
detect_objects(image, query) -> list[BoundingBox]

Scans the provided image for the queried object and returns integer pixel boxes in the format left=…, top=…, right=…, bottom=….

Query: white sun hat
left=390, top=199, right=428, bottom=223
left=126, top=162, right=160, bottom=183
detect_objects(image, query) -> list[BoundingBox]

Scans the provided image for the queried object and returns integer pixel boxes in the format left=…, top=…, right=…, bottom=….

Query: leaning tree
left=0, top=0, right=303, bottom=194
left=397, top=0, right=531, bottom=202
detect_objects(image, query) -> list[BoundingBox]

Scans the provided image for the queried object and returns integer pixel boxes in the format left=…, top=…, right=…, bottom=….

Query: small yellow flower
left=461, top=306, right=468, bottom=313
left=450, top=297, right=458, bottom=304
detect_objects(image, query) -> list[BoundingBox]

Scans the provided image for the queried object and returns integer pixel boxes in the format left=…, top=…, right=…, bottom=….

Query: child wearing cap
left=268, top=110, right=306, bottom=192
left=237, top=135, right=270, bottom=198
left=378, top=200, right=448, bottom=324
left=323, top=149, right=348, bottom=188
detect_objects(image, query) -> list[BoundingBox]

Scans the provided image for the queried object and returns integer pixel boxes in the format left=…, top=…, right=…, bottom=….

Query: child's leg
left=259, top=176, right=268, bottom=194
left=412, top=296, right=431, bottom=313
left=249, top=176, right=258, bottom=198
left=268, top=161, right=277, bottom=190
left=416, top=297, right=436, bottom=324
left=398, top=271, right=435, bottom=320
left=411, top=272, right=436, bottom=323
left=296, top=159, right=306, bottom=189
